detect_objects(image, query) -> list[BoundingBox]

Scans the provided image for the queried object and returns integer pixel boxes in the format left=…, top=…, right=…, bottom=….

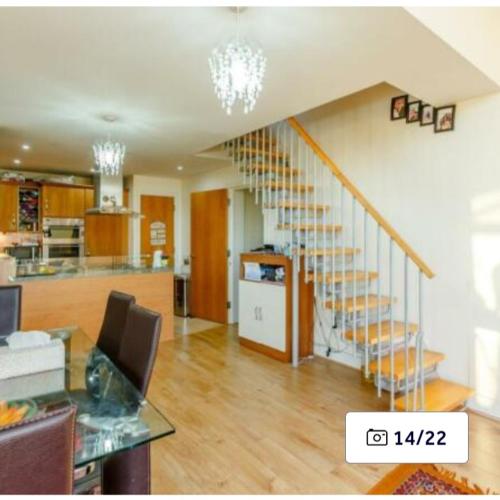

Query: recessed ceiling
left=0, top=7, right=496, bottom=178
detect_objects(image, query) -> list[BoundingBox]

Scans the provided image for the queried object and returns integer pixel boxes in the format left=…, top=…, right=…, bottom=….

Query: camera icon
left=366, top=429, right=388, bottom=446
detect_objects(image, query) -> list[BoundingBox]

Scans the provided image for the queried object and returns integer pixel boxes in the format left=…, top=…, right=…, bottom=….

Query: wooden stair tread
left=296, top=247, right=360, bottom=257
left=310, top=270, right=378, bottom=284
left=277, top=223, right=342, bottom=232
left=265, top=201, right=329, bottom=210
left=238, top=147, right=288, bottom=159
left=395, top=378, right=474, bottom=411
left=368, top=348, right=445, bottom=381
left=241, top=164, right=301, bottom=176
left=260, top=181, right=314, bottom=192
left=345, top=320, right=417, bottom=345
left=325, top=294, right=393, bottom=312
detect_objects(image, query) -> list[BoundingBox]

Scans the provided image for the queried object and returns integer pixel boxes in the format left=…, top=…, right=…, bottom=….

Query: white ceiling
left=0, top=7, right=497, bottom=178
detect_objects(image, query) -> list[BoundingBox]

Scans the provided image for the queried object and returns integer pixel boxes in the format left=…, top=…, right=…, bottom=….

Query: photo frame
left=406, top=100, right=421, bottom=124
left=390, top=95, right=408, bottom=121
left=434, top=105, right=456, bottom=133
left=420, top=104, right=434, bottom=126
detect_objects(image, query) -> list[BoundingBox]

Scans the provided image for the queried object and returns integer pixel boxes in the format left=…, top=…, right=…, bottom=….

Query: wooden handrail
left=287, top=116, right=435, bottom=279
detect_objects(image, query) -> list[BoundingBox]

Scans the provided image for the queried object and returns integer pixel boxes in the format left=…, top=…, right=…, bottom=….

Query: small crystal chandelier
left=209, top=8, right=266, bottom=115
left=92, top=139, right=126, bottom=176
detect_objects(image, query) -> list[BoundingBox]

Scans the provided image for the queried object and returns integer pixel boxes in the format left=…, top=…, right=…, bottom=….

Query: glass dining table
left=0, top=326, right=175, bottom=491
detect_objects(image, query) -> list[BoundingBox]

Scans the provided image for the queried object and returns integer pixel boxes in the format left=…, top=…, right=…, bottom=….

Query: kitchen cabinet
left=0, top=183, right=19, bottom=232
left=41, top=185, right=86, bottom=218
left=85, top=214, right=129, bottom=257
left=84, top=188, right=95, bottom=212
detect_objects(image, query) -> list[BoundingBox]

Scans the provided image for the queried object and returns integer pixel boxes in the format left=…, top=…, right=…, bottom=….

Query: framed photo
left=420, top=104, right=434, bottom=126
left=434, top=105, right=456, bottom=133
left=406, top=100, right=421, bottom=123
left=390, top=95, right=408, bottom=120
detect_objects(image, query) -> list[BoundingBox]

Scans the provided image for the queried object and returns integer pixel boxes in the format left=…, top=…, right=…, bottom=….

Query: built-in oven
left=42, top=218, right=85, bottom=260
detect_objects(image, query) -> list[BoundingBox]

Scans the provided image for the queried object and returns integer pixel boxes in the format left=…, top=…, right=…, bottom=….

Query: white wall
left=297, top=82, right=500, bottom=418
left=128, top=174, right=183, bottom=273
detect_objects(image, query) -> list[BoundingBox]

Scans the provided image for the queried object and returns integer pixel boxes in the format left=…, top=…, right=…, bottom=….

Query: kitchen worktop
left=12, top=255, right=173, bottom=282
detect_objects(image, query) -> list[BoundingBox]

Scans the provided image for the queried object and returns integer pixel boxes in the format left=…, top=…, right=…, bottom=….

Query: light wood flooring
left=148, top=325, right=500, bottom=494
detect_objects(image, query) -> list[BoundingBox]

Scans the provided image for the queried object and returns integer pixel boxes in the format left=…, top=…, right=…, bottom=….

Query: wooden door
left=85, top=214, right=129, bottom=257
left=0, top=183, right=18, bottom=232
left=140, top=195, right=175, bottom=266
left=190, top=189, right=228, bottom=323
left=42, top=185, right=85, bottom=218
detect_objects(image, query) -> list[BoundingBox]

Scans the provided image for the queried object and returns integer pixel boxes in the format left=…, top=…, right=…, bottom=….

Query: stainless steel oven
left=42, top=217, right=84, bottom=260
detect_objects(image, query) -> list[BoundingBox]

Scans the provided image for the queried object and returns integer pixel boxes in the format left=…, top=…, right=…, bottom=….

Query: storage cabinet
left=239, top=280, right=287, bottom=351
left=41, top=185, right=86, bottom=218
left=238, top=253, right=314, bottom=362
left=0, top=183, right=18, bottom=232
left=85, top=214, right=129, bottom=257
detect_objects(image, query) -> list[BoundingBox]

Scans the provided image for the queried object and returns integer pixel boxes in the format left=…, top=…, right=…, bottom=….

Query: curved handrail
left=288, top=116, right=435, bottom=279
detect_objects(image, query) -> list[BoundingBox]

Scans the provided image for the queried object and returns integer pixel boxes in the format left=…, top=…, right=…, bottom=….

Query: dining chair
left=102, top=304, right=162, bottom=495
left=96, top=290, right=136, bottom=360
left=0, top=284, right=22, bottom=339
left=0, top=405, right=76, bottom=494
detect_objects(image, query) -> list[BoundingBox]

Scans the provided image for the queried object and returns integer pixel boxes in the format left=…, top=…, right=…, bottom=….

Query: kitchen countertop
left=12, top=256, right=173, bottom=282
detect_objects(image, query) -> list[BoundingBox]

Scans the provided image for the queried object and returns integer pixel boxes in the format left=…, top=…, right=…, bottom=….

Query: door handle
left=258, top=307, right=263, bottom=321
left=254, top=306, right=258, bottom=320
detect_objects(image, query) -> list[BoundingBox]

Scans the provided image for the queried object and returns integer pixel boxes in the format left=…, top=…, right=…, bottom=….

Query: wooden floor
left=148, top=325, right=500, bottom=494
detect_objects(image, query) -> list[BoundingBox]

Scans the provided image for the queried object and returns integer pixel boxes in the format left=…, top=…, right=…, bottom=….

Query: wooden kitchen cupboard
left=0, top=183, right=18, bottom=232
left=85, top=214, right=129, bottom=257
left=41, top=185, right=87, bottom=218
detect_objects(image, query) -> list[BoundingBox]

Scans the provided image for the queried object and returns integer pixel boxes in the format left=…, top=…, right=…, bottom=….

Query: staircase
left=225, top=117, right=474, bottom=412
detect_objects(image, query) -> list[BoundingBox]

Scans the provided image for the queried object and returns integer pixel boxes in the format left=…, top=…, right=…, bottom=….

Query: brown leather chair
left=0, top=285, right=22, bottom=340
left=96, top=290, right=136, bottom=360
left=0, top=405, right=76, bottom=494
left=102, top=304, right=162, bottom=495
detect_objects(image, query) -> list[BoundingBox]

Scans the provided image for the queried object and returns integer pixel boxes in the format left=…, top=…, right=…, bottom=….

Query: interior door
left=140, top=195, right=175, bottom=266
left=190, top=189, right=228, bottom=323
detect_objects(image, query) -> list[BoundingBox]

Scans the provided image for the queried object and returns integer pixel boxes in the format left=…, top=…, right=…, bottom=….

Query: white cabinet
left=238, top=279, right=286, bottom=352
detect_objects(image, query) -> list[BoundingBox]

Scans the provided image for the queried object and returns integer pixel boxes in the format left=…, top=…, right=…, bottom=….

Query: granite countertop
left=12, top=256, right=173, bottom=282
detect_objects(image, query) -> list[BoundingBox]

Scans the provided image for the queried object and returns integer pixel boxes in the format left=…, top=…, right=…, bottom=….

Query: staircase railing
left=225, top=117, right=435, bottom=411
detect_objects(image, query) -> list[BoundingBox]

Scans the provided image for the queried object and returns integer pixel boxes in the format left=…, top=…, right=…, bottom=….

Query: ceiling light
left=93, top=139, right=126, bottom=176
left=209, top=7, right=266, bottom=115
left=21, top=144, right=31, bottom=151
left=177, top=165, right=184, bottom=171
left=13, top=159, right=21, bottom=165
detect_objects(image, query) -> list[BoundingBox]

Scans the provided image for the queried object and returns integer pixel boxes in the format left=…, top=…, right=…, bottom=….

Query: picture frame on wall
left=390, top=95, right=408, bottom=120
left=434, top=105, right=456, bottom=133
left=406, top=100, right=421, bottom=123
left=420, top=104, right=434, bottom=126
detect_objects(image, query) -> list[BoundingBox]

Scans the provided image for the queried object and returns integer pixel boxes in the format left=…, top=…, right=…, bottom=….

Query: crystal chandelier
left=209, top=8, right=266, bottom=115
left=93, top=139, right=126, bottom=176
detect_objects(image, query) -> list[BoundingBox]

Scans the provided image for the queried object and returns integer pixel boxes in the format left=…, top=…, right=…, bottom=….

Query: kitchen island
left=13, top=256, right=174, bottom=342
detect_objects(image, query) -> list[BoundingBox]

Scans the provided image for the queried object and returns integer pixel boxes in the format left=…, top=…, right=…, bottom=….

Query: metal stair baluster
left=364, top=208, right=369, bottom=379
left=352, top=196, right=357, bottom=355
left=419, top=270, right=425, bottom=411
left=404, top=254, right=409, bottom=411
left=389, top=238, right=395, bottom=411
left=377, top=224, right=382, bottom=397
left=341, top=185, right=346, bottom=342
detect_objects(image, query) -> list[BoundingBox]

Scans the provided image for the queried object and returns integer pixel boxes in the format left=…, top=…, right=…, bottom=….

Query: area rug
left=368, top=464, right=494, bottom=495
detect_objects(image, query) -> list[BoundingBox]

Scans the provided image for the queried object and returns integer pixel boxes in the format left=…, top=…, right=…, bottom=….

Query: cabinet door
left=238, top=280, right=286, bottom=351
left=85, top=214, right=129, bottom=257
left=0, top=183, right=18, bottom=232
left=42, top=185, right=85, bottom=218
left=84, top=188, right=95, bottom=212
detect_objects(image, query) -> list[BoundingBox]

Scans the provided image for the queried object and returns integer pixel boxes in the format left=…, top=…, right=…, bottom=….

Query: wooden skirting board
left=20, top=271, right=174, bottom=343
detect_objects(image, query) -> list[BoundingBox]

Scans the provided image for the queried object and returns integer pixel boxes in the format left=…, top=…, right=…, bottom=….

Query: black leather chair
left=0, top=285, right=22, bottom=340
left=96, top=290, right=135, bottom=361
left=0, top=405, right=76, bottom=494
left=102, top=304, right=162, bottom=495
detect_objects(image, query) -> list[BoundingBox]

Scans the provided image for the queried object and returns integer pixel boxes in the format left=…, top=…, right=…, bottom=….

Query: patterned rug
left=369, top=464, right=493, bottom=495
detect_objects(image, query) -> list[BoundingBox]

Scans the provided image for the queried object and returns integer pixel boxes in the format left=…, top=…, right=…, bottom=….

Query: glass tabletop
left=0, top=327, right=175, bottom=466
